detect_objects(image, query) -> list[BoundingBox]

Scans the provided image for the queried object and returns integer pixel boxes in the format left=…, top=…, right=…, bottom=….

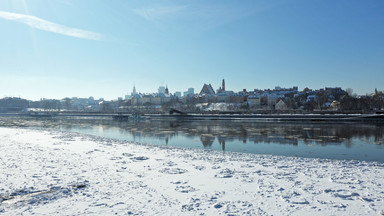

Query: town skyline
left=2, top=81, right=383, bottom=115
left=1, top=81, right=381, bottom=101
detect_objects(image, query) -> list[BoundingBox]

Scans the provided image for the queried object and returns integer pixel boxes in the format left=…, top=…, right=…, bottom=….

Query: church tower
left=132, top=84, right=137, bottom=96
left=165, top=85, right=169, bottom=94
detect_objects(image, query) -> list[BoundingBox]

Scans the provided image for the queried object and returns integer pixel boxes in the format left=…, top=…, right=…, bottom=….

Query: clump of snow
left=0, top=127, right=383, bottom=215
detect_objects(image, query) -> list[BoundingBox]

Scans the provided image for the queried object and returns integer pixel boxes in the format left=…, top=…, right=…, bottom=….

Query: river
left=1, top=116, right=383, bottom=162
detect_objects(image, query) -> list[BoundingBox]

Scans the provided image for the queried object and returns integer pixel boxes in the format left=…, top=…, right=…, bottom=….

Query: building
left=217, top=79, right=226, bottom=94
left=247, top=95, right=261, bottom=107
left=131, top=93, right=174, bottom=106
left=199, top=84, right=215, bottom=95
left=331, top=100, right=341, bottom=111
left=217, top=91, right=233, bottom=103
left=174, top=91, right=182, bottom=98
left=183, top=88, right=195, bottom=97
left=165, top=85, right=169, bottom=95
left=131, top=85, right=137, bottom=96
left=275, top=100, right=288, bottom=110
left=0, top=97, right=29, bottom=112
left=158, top=86, right=165, bottom=94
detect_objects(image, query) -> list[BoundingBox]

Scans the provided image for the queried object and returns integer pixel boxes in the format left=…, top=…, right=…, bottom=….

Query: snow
left=0, top=127, right=383, bottom=215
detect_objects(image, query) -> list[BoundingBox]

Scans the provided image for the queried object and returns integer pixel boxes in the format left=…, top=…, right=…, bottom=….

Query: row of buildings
left=0, top=80, right=383, bottom=113
left=120, top=80, right=350, bottom=112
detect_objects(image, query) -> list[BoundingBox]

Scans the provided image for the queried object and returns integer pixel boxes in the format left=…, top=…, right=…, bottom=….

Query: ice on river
left=0, top=127, right=383, bottom=215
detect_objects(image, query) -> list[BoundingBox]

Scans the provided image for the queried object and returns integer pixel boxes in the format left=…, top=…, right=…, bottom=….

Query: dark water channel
left=1, top=116, right=384, bottom=162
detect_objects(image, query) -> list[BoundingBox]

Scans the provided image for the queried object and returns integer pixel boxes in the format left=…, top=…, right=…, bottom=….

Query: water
left=1, top=116, right=383, bottom=162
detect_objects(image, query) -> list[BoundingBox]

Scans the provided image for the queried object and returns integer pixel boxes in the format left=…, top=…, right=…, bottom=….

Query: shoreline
left=1, top=112, right=384, bottom=122
left=145, top=113, right=384, bottom=122
left=1, top=127, right=383, bottom=215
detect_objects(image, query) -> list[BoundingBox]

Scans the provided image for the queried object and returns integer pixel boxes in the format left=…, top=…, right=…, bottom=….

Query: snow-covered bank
left=0, top=127, right=383, bottom=215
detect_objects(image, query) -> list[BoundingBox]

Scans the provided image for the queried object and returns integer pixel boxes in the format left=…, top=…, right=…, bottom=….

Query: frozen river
left=1, top=116, right=383, bottom=162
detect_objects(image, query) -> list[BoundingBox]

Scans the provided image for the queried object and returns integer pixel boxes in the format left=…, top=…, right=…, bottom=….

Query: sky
left=0, top=0, right=383, bottom=100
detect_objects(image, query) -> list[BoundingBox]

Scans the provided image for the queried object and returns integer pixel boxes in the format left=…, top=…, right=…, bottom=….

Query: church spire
left=165, top=85, right=169, bottom=94
left=132, top=83, right=137, bottom=96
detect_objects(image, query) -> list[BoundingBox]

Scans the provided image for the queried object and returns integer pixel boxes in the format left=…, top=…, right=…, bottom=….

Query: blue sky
left=0, top=0, right=383, bottom=100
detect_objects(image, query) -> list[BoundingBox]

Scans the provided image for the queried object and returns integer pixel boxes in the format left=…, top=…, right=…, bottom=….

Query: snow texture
left=0, top=127, right=383, bottom=215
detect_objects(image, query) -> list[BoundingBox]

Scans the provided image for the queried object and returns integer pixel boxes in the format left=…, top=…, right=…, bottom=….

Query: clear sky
left=0, top=0, right=383, bottom=100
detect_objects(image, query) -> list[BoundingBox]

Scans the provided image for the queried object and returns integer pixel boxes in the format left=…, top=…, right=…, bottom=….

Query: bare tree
left=346, top=88, right=355, bottom=97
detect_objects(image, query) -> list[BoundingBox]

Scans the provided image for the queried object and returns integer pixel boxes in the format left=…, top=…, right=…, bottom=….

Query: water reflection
left=1, top=116, right=384, bottom=161
left=124, top=120, right=384, bottom=148
left=1, top=117, right=383, bottom=148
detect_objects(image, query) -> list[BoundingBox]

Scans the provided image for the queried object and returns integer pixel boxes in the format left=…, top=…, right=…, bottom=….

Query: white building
left=275, top=100, right=288, bottom=110
left=158, top=86, right=166, bottom=94
left=183, top=88, right=194, bottom=97
left=131, top=85, right=137, bottom=96
left=174, top=91, right=182, bottom=98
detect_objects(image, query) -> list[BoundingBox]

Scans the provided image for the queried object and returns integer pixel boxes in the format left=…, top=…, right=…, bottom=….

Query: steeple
left=165, top=85, right=169, bottom=94
left=132, top=83, right=137, bottom=96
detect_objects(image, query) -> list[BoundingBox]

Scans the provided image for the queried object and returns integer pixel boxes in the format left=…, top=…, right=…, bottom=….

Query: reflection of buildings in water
left=217, top=136, right=226, bottom=151
left=239, top=126, right=248, bottom=144
left=250, top=135, right=298, bottom=146
left=68, top=120, right=384, bottom=146
left=301, top=128, right=345, bottom=146
left=370, top=127, right=384, bottom=145
left=3, top=117, right=384, bottom=148
left=362, top=131, right=384, bottom=145
left=200, top=135, right=215, bottom=148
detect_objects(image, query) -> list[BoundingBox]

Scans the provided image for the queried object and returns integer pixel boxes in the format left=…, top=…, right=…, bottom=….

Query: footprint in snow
left=122, top=153, right=134, bottom=157
left=193, top=165, right=206, bottom=171
left=214, top=203, right=224, bottom=208
left=170, top=180, right=188, bottom=185
left=159, top=168, right=188, bottom=174
left=360, top=197, right=374, bottom=202
left=215, top=168, right=235, bottom=178
left=334, top=192, right=360, bottom=200
left=132, top=156, right=149, bottom=161
left=163, top=161, right=177, bottom=167
left=290, top=198, right=309, bottom=205
left=175, top=185, right=196, bottom=193
left=241, top=177, right=254, bottom=183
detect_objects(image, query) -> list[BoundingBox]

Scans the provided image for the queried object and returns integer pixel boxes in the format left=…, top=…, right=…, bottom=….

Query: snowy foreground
left=1, top=128, right=384, bottom=216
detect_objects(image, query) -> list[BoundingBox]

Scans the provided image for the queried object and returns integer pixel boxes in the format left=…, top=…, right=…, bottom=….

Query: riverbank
left=1, top=127, right=383, bottom=215
left=145, top=113, right=384, bottom=122
left=3, top=112, right=384, bottom=122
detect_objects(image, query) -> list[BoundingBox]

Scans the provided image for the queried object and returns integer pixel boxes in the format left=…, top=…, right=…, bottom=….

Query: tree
left=345, top=88, right=357, bottom=98
left=316, top=90, right=328, bottom=110
left=101, top=101, right=113, bottom=112
left=63, top=98, right=72, bottom=110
